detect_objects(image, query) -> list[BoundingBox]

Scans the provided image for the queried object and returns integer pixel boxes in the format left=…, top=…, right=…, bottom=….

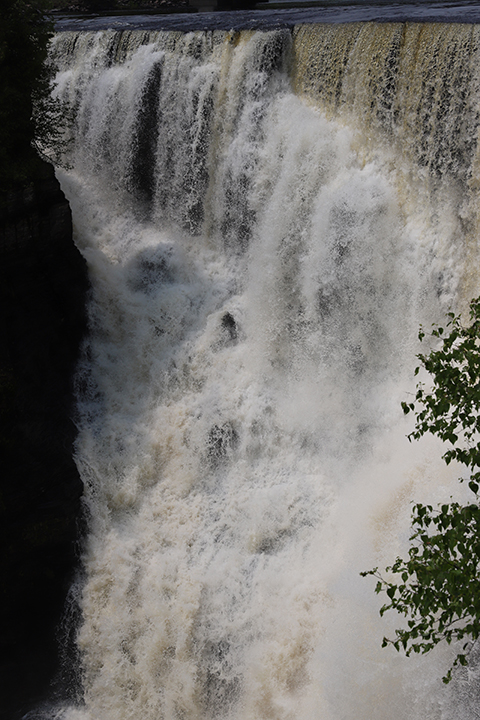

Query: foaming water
left=48, top=24, right=480, bottom=720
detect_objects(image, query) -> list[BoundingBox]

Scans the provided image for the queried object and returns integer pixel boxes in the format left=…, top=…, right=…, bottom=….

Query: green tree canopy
left=362, top=297, right=480, bottom=683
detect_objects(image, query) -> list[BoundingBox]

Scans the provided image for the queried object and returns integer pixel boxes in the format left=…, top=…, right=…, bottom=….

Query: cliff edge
left=0, top=161, right=88, bottom=719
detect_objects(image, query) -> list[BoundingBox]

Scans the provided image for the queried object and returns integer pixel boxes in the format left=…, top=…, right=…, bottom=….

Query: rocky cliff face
left=0, top=160, right=88, bottom=719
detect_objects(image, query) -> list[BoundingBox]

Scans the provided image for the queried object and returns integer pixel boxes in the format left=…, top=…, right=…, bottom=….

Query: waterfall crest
left=49, top=23, right=480, bottom=720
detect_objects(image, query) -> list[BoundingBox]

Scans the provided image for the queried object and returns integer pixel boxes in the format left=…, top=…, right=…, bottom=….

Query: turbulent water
left=48, top=22, right=480, bottom=720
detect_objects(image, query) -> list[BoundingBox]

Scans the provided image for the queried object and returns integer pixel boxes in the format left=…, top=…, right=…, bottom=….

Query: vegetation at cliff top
left=362, top=296, right=480, bottom=683
left=45, top=0, right=189, bottom=12
left=0, top=0, right=67, bottom=188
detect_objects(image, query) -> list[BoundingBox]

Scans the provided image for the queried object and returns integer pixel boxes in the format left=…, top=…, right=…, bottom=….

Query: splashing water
left=47, top=23, right=480, bottom=720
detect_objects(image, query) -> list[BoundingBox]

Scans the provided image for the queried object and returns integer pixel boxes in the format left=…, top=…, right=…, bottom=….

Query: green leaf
left=361, top=296, right=480, bottom=684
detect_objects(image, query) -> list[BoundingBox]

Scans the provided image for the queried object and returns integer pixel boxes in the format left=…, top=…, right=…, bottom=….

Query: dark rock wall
left=0, top=161, right=88, bottom=719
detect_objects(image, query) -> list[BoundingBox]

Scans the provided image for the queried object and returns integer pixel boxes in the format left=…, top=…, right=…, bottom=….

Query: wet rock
left=220, top=312, right=238, bottom=343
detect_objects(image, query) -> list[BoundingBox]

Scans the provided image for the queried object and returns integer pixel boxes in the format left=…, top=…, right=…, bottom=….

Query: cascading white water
left=48, top=23, right=480, bottom=720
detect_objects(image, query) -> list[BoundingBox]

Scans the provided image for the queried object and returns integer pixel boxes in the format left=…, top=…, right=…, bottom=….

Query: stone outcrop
left=0, top=160, right=88, bottom=719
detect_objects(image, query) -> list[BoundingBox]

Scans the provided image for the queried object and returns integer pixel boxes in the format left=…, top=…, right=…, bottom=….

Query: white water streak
left=50, top=25, right=480, bottom=720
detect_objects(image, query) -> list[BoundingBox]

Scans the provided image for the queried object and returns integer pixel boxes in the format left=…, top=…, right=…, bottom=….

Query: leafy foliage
left=405, top=297, right=480, bottom=494
left=0, top=0, right=69, bottom=188
left=362, top=297, right=480, bottom=682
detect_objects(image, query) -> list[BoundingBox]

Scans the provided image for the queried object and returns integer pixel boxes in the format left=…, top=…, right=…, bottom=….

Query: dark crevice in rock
left=0, top=161, right=89, bottom=720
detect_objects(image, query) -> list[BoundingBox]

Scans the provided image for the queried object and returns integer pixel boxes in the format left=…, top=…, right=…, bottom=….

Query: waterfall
left=48, top=23, right=480, bottom=720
